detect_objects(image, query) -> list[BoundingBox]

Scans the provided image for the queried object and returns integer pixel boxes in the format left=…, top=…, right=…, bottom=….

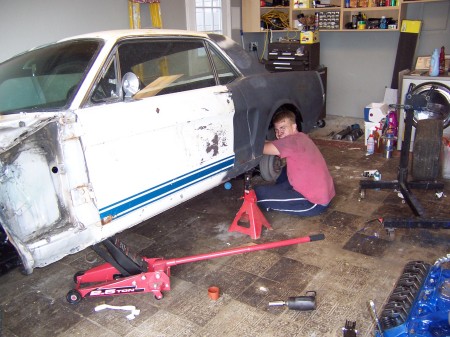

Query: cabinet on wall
left=242, top=0, right=443, bottom=33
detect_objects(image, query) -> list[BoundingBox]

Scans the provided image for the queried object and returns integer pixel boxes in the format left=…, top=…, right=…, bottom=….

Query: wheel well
left=0, top=224, right=22, bottom=275
left=266, top=104, right=303, bottom=139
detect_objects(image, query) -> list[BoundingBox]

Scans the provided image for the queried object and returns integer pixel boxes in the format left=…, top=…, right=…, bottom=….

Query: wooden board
left=133, top=74, right=183, bottom=99
left=391, top=31, right=420, bottom=89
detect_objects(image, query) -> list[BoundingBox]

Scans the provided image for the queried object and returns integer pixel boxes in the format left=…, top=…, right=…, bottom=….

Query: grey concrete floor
left=1, top=116, right=449, bottom=337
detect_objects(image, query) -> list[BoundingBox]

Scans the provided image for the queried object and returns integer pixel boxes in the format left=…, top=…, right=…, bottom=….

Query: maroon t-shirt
left=273, top=132, right=335, bottom=205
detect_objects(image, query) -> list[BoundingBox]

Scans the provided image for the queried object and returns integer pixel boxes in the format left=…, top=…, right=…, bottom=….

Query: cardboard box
left=350, top=0, right=368, bottom=7
left=296, top=0, right=311, bottom=8
left=300, top=31, right=319, bottom=44
left=400, top=20, right=422, bottom=33
left=364, top=102, right=388, bottom=123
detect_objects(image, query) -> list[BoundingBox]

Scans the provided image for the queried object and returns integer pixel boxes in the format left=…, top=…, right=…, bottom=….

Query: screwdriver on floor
left=268, top=291, right=317, bottom=311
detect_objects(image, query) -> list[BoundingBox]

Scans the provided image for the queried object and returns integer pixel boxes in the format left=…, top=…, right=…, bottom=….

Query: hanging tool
left=268, top=291, right=317, bottom=311
left=149, top=1, right=163, bottom=28
left=128, top=0, right=163, bottom=29
left=67, top=234, right=325, bottom=304
left=128, top=1, right=141, bottom=29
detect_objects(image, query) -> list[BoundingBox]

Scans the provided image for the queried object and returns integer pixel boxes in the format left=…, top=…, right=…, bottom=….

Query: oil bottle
left=367, top=132, right=375, bottom=155
left=439, top=46, right=446, bottom=74
left=373, top=127, right=382, bottom=153
left=429, top=48, right=440, bottom=76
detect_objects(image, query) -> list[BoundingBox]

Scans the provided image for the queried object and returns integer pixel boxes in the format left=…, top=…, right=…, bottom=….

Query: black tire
left=259, top=154, right=284, bottom=182
left=66, top=289, right=82, bottom=304
left=412, top=119, right=443, bottom=181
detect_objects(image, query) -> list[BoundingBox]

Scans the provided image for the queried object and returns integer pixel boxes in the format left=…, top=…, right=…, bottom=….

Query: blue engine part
left=375, top=255, right=450, bottom=337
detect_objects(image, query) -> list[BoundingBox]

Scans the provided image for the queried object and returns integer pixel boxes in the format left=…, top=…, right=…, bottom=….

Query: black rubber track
left=412, top=119, right=443, bottom=181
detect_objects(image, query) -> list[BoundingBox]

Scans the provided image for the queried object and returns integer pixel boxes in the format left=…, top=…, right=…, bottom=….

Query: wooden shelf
left=292, top=6, right=341, bottom=11
left=341, top=5, right=400, bottom=11
left=402, top=0, right=444, bottom=2
left=242, top=0, right=444, bottom=33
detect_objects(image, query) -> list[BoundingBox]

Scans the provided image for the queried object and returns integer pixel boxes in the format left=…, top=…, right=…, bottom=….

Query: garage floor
left=1, top=116, right=449, bottom=337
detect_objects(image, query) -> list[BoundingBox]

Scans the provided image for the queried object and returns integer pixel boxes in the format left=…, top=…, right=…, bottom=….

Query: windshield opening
left=0, top=39, right=101, bottom=115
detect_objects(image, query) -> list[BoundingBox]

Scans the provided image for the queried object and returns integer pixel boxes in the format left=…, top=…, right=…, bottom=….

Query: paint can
left=382, top=133, right=396, bottom=159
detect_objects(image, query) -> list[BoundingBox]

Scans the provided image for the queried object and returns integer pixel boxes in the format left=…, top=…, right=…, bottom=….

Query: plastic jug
left=387, top=110, right=398, bottom=139
left=429, top=48, right=440, bottom=77
left=380, top=16, right=387, bottom=29
left=367, top=133, right=375, bottom=155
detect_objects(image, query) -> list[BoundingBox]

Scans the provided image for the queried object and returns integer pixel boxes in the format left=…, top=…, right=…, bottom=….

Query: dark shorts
left=254, top=168, right=329, bottom=217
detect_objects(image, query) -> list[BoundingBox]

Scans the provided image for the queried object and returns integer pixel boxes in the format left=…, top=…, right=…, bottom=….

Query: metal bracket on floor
left=382, top=217, right=450, bottom=230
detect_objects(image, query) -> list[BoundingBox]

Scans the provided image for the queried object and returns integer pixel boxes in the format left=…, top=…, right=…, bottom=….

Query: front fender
left=0, top=116, right=98, bottom=273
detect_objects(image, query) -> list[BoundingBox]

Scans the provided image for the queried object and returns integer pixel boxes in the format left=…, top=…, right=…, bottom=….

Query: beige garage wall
left=1, top=0, right=449, bottom=119
left=0, top=0, right=128, bottom=62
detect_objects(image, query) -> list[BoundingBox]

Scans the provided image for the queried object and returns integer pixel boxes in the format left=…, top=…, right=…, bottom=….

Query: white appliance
left=397, top=74, right=450, bottom=151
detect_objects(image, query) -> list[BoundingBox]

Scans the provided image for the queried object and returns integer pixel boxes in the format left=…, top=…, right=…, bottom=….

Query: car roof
left=59, top=29, right=210, bottom=43
left=60, top=29, right=266, bottom=76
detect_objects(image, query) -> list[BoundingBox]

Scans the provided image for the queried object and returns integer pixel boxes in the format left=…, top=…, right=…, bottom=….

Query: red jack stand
left=228, top=189, right=272, bottom=239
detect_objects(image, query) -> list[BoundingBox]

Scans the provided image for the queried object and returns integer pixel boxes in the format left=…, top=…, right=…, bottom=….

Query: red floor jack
left=66, top=234, right=324, bottom=304
left=228, top=172, right=272, bottom=239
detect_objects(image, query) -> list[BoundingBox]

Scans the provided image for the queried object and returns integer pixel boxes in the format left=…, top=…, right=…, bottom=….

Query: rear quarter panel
left=228, top=70, right=324, bottom=168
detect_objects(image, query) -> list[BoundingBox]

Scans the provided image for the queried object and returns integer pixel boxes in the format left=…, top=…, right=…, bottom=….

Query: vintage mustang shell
left=0, top=29, right=324, bottom=274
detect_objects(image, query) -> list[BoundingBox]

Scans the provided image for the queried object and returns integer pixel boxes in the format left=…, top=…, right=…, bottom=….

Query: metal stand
left=360, top=90, right=448, bottom=229
left=228, top=171, right=272, bottom=239
left=228, top=189, right=272, bottom=239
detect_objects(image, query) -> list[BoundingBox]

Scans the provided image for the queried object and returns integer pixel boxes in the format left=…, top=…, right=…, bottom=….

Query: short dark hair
left=273, top=110, right=296, bottom=125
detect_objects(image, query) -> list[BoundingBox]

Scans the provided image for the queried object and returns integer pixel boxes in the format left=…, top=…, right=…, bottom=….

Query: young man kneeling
left=255, top=110, right=335, bottom=216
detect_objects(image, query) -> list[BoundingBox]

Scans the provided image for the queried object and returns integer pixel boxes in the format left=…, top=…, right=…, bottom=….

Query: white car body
left=0, top=30, right=324, bottom=273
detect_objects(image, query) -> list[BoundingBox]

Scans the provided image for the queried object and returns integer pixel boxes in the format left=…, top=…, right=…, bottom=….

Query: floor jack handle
left=158, top=234, right=325, bottom=269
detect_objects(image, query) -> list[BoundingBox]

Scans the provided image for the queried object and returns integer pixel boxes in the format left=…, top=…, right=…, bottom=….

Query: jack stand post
left=228, top=189, right=272, bottom=239
left=229, top=170, right=272, bottom=239
left=228, top=170, right=272, bottom=240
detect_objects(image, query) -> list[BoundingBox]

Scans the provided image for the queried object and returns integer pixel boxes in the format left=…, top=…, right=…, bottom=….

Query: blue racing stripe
left=99, top=155, right=235, bottom=220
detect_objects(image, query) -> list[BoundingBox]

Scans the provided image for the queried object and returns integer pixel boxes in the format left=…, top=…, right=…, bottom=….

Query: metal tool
left=67, top=234, right=325, bottom=304
left=369, top=300, right=384, bottom=337
left=332, top=126, right=352, bottom=140
left=342, top=320, right=357, bottom=337
left=268, top=291, right=316, bottom=311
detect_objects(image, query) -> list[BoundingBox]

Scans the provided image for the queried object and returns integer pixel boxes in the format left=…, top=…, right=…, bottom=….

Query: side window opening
left=208, top=45, right=238, bottom=85
left=91, top=56, right=119, bottom=104
left=117, top=38, right=217, bottom=99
